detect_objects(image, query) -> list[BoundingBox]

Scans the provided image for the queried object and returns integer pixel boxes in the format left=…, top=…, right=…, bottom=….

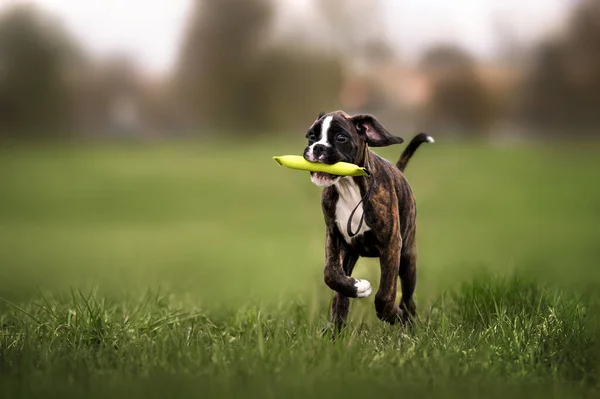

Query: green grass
left=1, top=138, right=599, bottom=398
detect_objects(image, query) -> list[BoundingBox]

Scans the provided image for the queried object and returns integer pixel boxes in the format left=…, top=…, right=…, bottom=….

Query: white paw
left=354, top=279, right=372, bottom=298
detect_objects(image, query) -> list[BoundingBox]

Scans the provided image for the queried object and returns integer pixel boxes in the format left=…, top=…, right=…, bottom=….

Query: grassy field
left=1, top=137, right=599, bottom=398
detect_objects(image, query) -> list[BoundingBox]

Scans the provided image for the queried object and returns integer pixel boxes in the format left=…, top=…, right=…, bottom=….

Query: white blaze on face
left=306, top=115, right=333, bottom=162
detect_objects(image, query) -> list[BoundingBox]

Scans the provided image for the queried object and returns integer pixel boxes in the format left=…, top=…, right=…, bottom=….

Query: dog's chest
left=335, top=177, right=371, bottom=243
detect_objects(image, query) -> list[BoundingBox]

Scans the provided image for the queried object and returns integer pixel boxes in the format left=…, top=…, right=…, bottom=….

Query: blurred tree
left=175, top=0, right=274, bottom=131
left=71, top=53, right=182, bottom=136
left=314, top=0, right=395, bottom=115
left=252, top=46, right=343, bottom=130
left=137, top=78, right=185, bottom=134
left=175, top=0, right=344, bottom=133
left=520, top=0, right=600, bottom=135
left=75, top=54, right=143, bottom=135
left=0, top=5, right=80, bottom=137
left=420, top=45, right=496, bottom=136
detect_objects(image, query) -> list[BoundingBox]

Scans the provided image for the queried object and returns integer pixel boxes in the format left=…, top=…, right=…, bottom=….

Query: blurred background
left=0, top=0, right=599, bottom=309
left=1, top=0, right=599, bottom=139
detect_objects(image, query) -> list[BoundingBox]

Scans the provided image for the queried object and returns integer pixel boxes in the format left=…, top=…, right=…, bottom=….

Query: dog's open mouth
left=310, top=171, right=340, bottom=187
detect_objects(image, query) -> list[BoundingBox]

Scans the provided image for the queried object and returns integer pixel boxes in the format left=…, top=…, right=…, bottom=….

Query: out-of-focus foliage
left=0, top=5, right=80, bottom=137
left=420, top=45, right=496, bottom=136
left=71, top=55, right=142, bottom=134
left=1, top=0, right=600, bottom=138
left=175, top=0, right=275, bottom=132
left=519, top=0, right=600, bottom=136
left=175, top=0, right=344, bottom=133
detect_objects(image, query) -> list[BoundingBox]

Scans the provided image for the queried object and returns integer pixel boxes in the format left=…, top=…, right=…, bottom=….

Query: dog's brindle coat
left=303, top=110, right=433, bottom=330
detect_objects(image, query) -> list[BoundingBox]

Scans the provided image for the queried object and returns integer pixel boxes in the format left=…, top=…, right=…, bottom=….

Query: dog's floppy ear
left=351, top=114, right=404, bottom=147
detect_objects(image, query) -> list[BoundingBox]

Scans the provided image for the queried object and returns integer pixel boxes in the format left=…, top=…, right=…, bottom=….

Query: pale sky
left=0, top=0, right=573, bottom=74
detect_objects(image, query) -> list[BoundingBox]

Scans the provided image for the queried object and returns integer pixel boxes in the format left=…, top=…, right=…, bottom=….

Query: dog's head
left=303, top=110, right=404, bottom=187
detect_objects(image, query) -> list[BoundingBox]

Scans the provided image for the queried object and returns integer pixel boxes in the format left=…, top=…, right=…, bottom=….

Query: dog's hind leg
left=330, top=251, right=359, bottom=332
left=374, top=237, right=403, bottom=324
left=399, top=246, right=417, bottom=324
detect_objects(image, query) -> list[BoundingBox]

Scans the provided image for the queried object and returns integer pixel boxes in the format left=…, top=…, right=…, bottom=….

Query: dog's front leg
left=323, top=229, right=371, bottom=299
left=330, top=251, right=360, bottom=331
left=374, top=236, right=403, bottom=324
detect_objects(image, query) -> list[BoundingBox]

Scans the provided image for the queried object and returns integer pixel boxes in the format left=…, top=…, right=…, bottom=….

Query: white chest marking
left=335, top=177, right=371, bottom=243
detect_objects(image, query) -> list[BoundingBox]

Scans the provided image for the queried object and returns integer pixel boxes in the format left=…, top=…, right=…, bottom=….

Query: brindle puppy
left=303, top=110, right=433, bottom=330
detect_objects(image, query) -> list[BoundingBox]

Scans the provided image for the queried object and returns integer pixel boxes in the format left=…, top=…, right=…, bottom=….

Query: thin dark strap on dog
left=346, top=171, right=375, bottom=238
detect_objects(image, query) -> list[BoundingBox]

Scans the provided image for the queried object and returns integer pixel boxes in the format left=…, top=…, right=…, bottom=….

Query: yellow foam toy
left=272, top=155, right=369, bottom=177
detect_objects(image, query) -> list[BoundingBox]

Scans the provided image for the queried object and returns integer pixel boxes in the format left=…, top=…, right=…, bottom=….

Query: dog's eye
left=336, top=134, right=348, bottom=143
left=307, top=133, right=316, bottom=144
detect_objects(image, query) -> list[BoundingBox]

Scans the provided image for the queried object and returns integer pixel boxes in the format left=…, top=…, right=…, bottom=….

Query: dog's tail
left=396, top=133, right=434, bottom=172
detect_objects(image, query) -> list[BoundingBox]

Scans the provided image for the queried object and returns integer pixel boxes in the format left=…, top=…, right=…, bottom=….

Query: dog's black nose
left=313, top=144, right=327, bottom=160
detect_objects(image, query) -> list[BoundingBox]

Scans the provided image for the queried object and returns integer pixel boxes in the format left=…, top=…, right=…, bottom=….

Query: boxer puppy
left=303, top=110, right=433, bottom=329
